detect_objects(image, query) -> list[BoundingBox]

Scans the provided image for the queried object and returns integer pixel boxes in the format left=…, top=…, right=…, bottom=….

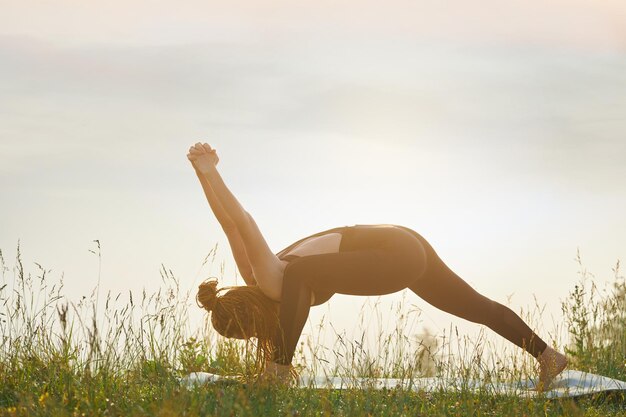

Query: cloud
left=1, top=35, right=624, bottom=195
left=1, top=0, right=625, bottom=50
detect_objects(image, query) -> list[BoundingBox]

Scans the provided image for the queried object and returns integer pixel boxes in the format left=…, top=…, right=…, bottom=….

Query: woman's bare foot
left=535, top=346, right=568, bottom=391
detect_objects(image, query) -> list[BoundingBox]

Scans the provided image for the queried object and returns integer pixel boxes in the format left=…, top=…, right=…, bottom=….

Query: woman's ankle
left=265, top=361, right=291, bottom=374
left=259, top=361, right=294, bottom=385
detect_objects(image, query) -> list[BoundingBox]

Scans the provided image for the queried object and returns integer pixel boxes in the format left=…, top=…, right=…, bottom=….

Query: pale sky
left=1, top=0, right=625, bottom=364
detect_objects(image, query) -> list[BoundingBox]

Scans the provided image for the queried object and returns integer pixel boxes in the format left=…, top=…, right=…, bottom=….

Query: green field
left=1, top=247, right=624, bottom=416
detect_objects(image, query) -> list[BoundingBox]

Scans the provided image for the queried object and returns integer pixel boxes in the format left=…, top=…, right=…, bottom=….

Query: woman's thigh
left=284, top=226, right=427, bottom=297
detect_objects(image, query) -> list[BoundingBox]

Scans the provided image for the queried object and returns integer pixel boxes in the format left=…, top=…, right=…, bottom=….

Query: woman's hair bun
left=197, top=279, right=219, bottom=312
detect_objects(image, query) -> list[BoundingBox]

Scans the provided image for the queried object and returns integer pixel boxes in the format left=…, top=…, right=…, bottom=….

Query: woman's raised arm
left=192, top=166, right=256, bottom=285
left=187, top=143, right=285, bottom=299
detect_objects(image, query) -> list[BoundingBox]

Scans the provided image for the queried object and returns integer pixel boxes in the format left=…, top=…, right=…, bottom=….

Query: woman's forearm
left=200, top=165, right=252, bottom=237
left=194, top=167, right=235, bottom=230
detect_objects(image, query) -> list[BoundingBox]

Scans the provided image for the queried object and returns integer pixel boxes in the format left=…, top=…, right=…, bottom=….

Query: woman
left=187, top=142, right=568, bottom=390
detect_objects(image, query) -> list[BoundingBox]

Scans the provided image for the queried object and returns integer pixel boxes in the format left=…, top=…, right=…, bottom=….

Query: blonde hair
left=196, top=279, right=279, bottom=368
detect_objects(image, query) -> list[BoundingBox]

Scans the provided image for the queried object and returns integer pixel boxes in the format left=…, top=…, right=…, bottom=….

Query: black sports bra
left=276, top=228, right=350, bottom=306
left=275, top=225, right=350, bottom=262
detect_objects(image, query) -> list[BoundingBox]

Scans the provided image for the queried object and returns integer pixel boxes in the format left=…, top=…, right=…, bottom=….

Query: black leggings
left=272, top=225, right=548, bottom=365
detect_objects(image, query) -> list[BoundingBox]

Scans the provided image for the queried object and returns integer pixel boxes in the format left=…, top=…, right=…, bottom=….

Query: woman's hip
left=337, top=225, right=428, bottom=286
left=340, top=225, right=426, bottom=258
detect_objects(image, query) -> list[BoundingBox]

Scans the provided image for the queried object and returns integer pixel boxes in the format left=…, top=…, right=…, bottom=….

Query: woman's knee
left=449, top=293, right=502, bottom=325
left=474, top=298, right=511, bottom=327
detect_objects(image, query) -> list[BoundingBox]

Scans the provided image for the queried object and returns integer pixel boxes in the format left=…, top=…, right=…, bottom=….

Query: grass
left=0, top=243, right=625, bottom=417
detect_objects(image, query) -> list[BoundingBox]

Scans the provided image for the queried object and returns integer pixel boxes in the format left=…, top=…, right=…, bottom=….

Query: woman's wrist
left=265, top=361, right=291, bottom=374
left=198, top=164, right=218, bottom=176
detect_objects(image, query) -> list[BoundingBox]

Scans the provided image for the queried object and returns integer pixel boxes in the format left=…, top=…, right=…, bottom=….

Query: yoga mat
left=181, top=370, right=626, bottom=399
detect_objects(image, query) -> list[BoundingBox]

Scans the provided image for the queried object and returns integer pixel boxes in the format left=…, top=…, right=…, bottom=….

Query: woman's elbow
left=241, top=270, right=257, bottom=286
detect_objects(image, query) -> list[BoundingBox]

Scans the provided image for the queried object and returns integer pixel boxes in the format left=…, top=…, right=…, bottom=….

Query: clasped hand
left=187, top=142, right=219, bottom=173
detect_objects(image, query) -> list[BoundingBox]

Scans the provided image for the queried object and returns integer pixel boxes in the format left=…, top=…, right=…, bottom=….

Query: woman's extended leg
left=408, top=256, right=548, bottom=358
left=407, top=252, right=568, bottom=389
left=398, top=227, right=567, bottom=389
